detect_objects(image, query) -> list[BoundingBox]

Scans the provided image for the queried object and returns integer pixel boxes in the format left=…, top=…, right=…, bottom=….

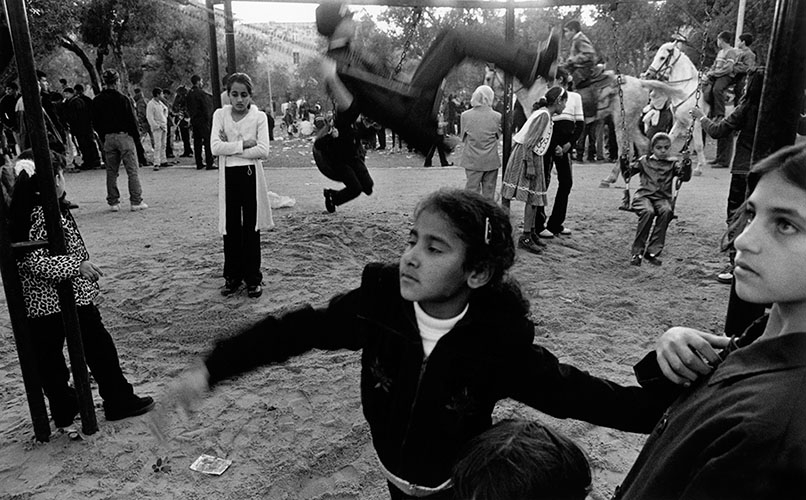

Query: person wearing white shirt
left=537, top=69, right=584, bottom=238
left=210, top=73, right=272, bottom=299
left=146, top=87, right=168, bottom=170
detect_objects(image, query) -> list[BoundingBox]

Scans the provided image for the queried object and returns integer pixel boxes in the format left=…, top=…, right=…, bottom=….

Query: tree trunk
left=60, top=36, right=100, bottom=95
left=94, top=44, right=108, bottom=87
left=113, top=43, right=129, bottom=96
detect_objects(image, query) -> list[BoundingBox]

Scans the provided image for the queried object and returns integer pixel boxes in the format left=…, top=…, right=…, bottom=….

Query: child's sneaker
left=630, top=254, right=642, bottom=266
left=220, top=279, right=242, bottom=296
left=131, top=202, right=149, bottom=211
left=110, top=203, right=120, bottom=212
left=644, top=253, right=662, bottom=266
left=246, top=284, right=263, bottom=298
left=518, top=236, right=543, bottom=255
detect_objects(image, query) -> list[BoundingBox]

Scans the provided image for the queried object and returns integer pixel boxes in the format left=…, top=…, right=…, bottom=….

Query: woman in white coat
left=460, top=85, right=501, bottom=200
left=211, top=73, right=273, bottom=298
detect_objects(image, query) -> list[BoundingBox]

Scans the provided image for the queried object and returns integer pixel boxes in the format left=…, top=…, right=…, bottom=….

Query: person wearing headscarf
left=460, top=85, right=501, bottom=200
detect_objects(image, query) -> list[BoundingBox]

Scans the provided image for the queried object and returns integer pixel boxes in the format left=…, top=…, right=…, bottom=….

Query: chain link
left=681, top=8, right=711, bottom=154
left=609, top=2, right=631, bottom=190
left=393, top=7, right=424, bottom=77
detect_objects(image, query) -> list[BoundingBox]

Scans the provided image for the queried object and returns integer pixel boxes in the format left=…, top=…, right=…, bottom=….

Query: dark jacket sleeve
left=508, top=343, right=671, bottom=434
left=700, top=104, right=746, bottom=139
left=204, top=287, right=367, bottom=387
left=203, top=264, right=392, bottom=387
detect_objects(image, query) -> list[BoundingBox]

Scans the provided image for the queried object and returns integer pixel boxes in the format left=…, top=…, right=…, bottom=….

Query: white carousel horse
left=640, top=41, right=709, bottom=175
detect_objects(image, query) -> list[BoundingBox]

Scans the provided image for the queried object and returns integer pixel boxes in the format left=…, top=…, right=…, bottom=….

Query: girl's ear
left=467, top=265, right=493, bottom=290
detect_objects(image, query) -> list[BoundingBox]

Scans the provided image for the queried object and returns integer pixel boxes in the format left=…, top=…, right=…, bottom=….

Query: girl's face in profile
left=399, top=209, right=474, bottom=319
left=229, top=82, right=252, bottom=114
left=734, top=170, right=806, bottom=307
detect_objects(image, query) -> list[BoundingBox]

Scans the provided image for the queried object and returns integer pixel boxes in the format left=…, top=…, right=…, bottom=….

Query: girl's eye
left=775, top=218, right=797, bottom=234
left=406, top=238, right=416, bottom=248
left=428, top=247, right=443, bottom=254
left=744, top=208, right=755, bottom=223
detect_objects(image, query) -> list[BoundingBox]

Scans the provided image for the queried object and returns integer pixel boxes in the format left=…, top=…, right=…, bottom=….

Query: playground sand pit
left=0, top=138, right=732, bottom=499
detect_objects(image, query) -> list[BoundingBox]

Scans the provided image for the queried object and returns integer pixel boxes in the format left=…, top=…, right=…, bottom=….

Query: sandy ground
left=0, top=136, right=734, bottom=499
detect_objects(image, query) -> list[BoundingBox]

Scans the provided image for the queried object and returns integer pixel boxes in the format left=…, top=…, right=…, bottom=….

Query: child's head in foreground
left=733, top=142, right=806, bottom=306
left=400, top=189, right=516, bottom=318
left=650, top=132, right=672, bottom=161
left=452, top=419, right=592, bottom=500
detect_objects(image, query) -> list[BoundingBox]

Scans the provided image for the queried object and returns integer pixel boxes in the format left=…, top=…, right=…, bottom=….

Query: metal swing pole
left=207, top=0, right=222, bottom=109
left=501, top=0, right=514, bottom=176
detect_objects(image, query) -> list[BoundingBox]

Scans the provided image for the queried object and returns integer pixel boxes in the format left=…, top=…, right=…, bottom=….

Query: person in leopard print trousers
left=8, top=150, right=154, bottom=431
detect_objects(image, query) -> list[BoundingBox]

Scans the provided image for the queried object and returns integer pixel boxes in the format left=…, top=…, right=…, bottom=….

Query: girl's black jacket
left=205, top=263, right=668, bottom=488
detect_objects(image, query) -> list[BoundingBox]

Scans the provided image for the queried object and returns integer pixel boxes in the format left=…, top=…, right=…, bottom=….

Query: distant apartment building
left=248, top=21, right=320, bottom=68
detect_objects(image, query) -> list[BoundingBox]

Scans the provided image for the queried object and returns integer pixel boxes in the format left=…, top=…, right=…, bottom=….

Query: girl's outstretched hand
left=656, top=327, right=731, bottom=386
left=148, top=365, right=210, bottom=442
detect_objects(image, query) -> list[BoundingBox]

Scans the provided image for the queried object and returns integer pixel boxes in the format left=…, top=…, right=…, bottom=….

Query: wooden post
left=751, top=0, right=806, bottom=162
left=224, top=0, right=238, bottom=75
left=3, top=0, right=98, bottom=435
left=207, top=0, right=222, bottom=109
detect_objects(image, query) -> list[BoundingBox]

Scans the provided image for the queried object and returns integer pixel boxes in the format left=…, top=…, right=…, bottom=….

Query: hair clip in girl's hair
left=484, top=217, right=492, bottom=245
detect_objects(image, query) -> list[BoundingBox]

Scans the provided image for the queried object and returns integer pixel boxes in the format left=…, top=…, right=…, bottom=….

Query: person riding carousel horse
left=561, top=20, right=603, bottom=90
left=314, top=1, right=560, bottom=158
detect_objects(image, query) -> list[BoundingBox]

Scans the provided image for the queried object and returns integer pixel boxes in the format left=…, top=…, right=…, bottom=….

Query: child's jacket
left=204, top=263, right=669, bottom=488
left=622, top=155, right=691, bottom=202
left=17, top=206, right=99, bottom=318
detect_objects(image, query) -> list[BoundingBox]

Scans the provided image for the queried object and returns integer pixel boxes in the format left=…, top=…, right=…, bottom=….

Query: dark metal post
left=501, top=1, right=514, bottom=174
left=3, top=0, right=98, bottom=435
left=0, top=195, right=50, bottom=441
left=224, top=0, right=237, bottom=76
left=751, top=0, right=806, bottom=161
left=207, top=0, right=222, bottom=108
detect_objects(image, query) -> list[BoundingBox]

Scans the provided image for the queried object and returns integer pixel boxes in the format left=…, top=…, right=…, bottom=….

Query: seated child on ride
left=621, top=132, right=691, bottom=266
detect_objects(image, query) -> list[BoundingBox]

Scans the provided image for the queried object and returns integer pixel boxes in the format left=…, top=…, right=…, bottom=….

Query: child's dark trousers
left=29, top=304, right=135, bottom=427
left=631, top=197, right=673, bottom=256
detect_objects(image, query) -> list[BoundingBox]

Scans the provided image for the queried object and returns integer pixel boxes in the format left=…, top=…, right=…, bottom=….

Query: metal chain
left=609, top=3, right=631, bottom=183
left=681, top=8, right=711, bottom=154
left=393, top=7, right=424, bottom=77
